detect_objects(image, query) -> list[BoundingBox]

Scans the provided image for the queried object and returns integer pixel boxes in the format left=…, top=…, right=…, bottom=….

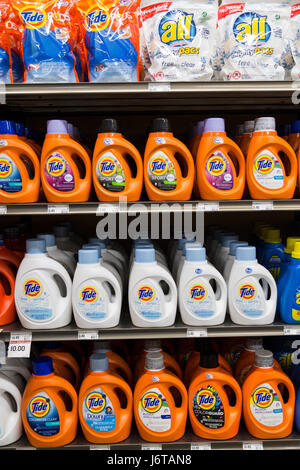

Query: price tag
left=148, top=82, right=171, bottom=92
left=96, top=204, right=119, bottom=215
left=142, top=444, right=162, bottom=450
left=191, top=443, right=211, bottom=450
left=8, top=333, right=32, bottom=358
left=283, top=327, right=300, bottom=335
left=252, top=201, right=273, bottom=211
left=78, top=331, right=99, bottom=340
left=90, top=445, right=110, bottom=450
left=187, top=329, right=208, bottom=338
left=0, top=340, right=6, bottom=364
left=48, top=204, right=70, bottom=214
left=0, top=205, right=7, bottom=214
left=16, top=447, right=36, bottom=451
left=197, top=202, right=220, bottom=212
left=242, top=442, right=263, bottom=451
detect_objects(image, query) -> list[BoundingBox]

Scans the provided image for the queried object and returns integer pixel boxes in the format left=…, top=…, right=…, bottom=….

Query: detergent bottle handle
left=114, top=377, right=133, bottom=413
left=68, top=139, right=92, bottom=181
left=161, top=274, right=177, bottom=312
left=167, top=375, right=188, bottom=431
left=11, top=139, right=40, bottom=182
left=49, top=258, right=72, bottom=308
left=226, top=139, right=245, bottom=180
left=55, top=379, right=78, bottom=430
left=169, top=137, right=195, bottom=182
left=121, top=139, right=143, bottom=181
left=0, top=262, right=15, bottom=298
left=280, top=139, right=298, bottom=180
left=0, top=376, right=22, bottom=416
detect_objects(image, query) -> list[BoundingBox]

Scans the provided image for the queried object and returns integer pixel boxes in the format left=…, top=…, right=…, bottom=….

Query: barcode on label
left=252, top=201, right=273, bottom=211
left=191, top=443, right=211, bottom=450
left=8, top=333, right=32, bottom=358
left=243, top=442, right=263, bottom=450
left=90, top=445, right=110, bottom=450
left=197, top=202, right=220, bottom=212
left=96, top=204, right=119, bottom=214
left=78, top=331, right=99, bottom=340
left=142, top=444, right=162, bottom=450
left=148, top=82, right=171, bottom=92
left=48, top=204, right=69, bottom=214
left=187, top=329, right=208, bottom=338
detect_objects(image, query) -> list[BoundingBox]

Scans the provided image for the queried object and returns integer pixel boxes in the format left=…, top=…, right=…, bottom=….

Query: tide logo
left=206, top=156, right=225, bottom=176
left=239, top=283, right=256, bottom=300
left=196, top=389, right=216, bottom=410
left=141, top=392, right=162, bottom=413
left=98, top=157, right=116, bottom=177
left=80, top=286, right=98, bottom=303
left=46, top=156, right=65, bottom=177
left=189, top=284, right=207, bottom=301
left=233, top=12, right=271, bottom=46
left=150, top=157, right=168, bottom=175
left=159, top=10, right=196, bottom=47
left=137, top=285, right=155, bottom=302
left=29, top=396, right=50, bottom=418
left=86, top=392, right=106, bottom=413
left=20, top=7, right=48, bottom=29
left=254, top=155, right=274, bottom=174
left=85, top=7, right=110, bottom=32
left=0, top=158, right=12, bottom=178
left=23, top=279, right=42, bottom=298
left=252, top=387, right=273, bottom=408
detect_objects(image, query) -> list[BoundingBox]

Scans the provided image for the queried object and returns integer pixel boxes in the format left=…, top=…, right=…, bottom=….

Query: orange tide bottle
left=0, top=120, right=40, bottom=203
left=41, top=120, right=91, bottom=203
left=0, top=260, right=16, bottom=326
left=144, top=118, right=195, bottom=201
left=247, top=117, right=297, bottom=200
left=22, top=356, right=78, bottom=448
left=25, top=127, right=42, bottom=157
left=134, top=351, right=187, bottom=442
left=188, top=352, right=242, bottom=440
left=239, top=120, right=255, bottom=157
left=0, top=234, right=21, bottom=275
left=242, top=349, right=295, bottom=439
left=196, top=118, right=245, bottom=200
left=40, top=342, right=81, bottom=391
left=79, top=353, right=133, bottom=444
left=93, top=119, right=143, bottom=202
left=235, top=124, right=244, bottom=147
left=191, top=121, right=204, bottom=200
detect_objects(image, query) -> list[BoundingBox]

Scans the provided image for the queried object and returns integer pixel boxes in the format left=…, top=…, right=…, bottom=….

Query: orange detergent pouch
left=41, top=119, right=91, bottom=203
left=144, top=118, right=195, bottom=201
left=188, top=353, right=242, bottom=440
left=196, top=117, right=245, bottom=200
left=247, top=117, right=297, bottom=200
left=0, top=120, right=40, bottom=203
left=92, top=118, right=143, bottom=202
left=0, top=1, right=23, bottom=84
left=22, top=356, right=78, bottom=448
left=79, top=353, right=133, bottom=444
left=184, top=350, right=232, bottom=387
left=0, top=259, right=16, bottom=326
left=242, top=349, right=295, bottom=439
left=134, top=352, right=187, bottom=442
left=41, top=341, right=81, bottom=391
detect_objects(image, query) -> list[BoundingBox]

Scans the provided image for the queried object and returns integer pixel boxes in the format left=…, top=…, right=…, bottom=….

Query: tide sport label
left=183, top=280, right=216, bottom=318
left=134, top=283, right=162, bottom=320
left=205, top=151, right=234, bottom=190
left=83, top=388, right=116, bottom=433
left=138, top=388, right=171, bottom=432
left=234, top=281, right=264, bottom=317
left=0, top=154, right=22, bottom=193
left=26, top=392, right=60, bottom=436
left=20, top=277, right=53, bottom=321
left=253, top=150, right=284, bottom=190
left=193, top=385, right=225, bottom=429
left=250, top=382, right=283, bottom=427
left=96, top=152, right=125, bottom=193
left=77, top=284, right=108, bottom=321
left=45, top=152, right=75, bottom=192
left=148, top=152, right=177, bottom=191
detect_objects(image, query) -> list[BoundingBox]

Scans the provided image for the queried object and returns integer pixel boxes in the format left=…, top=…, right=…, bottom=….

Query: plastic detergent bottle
left=54, top=224, right=80, bottom=255
left=240, top=120, right=255, bottom=157
left=223, top=241, right=249, bottom=283
left=93, top=118, right=143, bottom=202
left=144, top=118, right=195, bottom=201
left=129, top=245, right=177, bottom=327
left=0, top=259, right=16, bottom=326
left=0, top=120, right=40, bottom=203
left=58, top=221, right=84, bottom=248
left=174, top=239, right=197, bottom=284
left=88, top=237, right=127, bottom=273
left=15, top=239, right=72, bottom=329
left=83, top=242, right=125, bottom=289
left=279, top=242, right=300, bottom=324
left=178, top=244, right=227, bottom=326
left=79, top=353, right=133, bottom=444
left=288, top=119, right=300, bottom=153
left=25, top=127, right=42, bottom=156
left=242, top=350, right=295, bottom=439
left=0, top=234, right=21, bottom=274
left=278, top=124, right=291, bottom=142
left=260, top=229, right=284, bottom=281
left=0, top=358, right=31, bottom=392
left=196, top=118, right=245, bottom=200
left=190, top=121, right=205, bottom=160
left=134, top=351, right=187, bottom=442
left=37, top=233, right=76, bottom=278
left=235, top=338, right=264, bottom=386
left=256, top=225, right=274, bottom=264
left=3, top=226, right=25, bottom=258
left=228, top=246, right=277, bottom=326
left=22, top=357, right=78, bottom=448
left=247, top=117, right=297, bottom=200
left=40, top=342, right=81, bottom=391
left=0, top=373, right=22, bottom=446
left=277, top=237, right=300, bottom=311
left=171, top=237, right=195, bottom=280
left=212, top=231, right=237, bottom=268
left=216, top=234, right=239, bottom=273
left=41, top=120, right=92, bottom=202
left=188, top=352, right=242, bottom=440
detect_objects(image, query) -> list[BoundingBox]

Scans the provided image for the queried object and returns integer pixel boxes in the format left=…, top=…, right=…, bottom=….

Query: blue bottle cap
left=15, top=122, right=25, bottom=137
left=37, top=233, right=56, bottom=248
left=229, top=241, right=248, bottom=256
left=33, top=357, right=54, bottom=376
left=135, top=246, right=156, bottom=263
left=82, top=244, right=102, bottom=259
left=0, top=120, right=16, bottom=135
left=186, top=243, right=206, bottom=262
left=89, top=353, right=109, bottom=372
left=78, top=249, right=99, bottom=264
left=85, top=240, right=106, bottom=250
left=220, top=234, right=239, bottom=248
left=236, top=246, right=256, bottom=261
left=26, top=238, right=46, bottom=254
left=291, top=120, right=300, bottom=134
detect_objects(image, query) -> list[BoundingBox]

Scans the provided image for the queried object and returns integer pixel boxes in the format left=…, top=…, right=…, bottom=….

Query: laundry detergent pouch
left=77, top=0, right=140, bottom=82
left=13, top=0, right=81, bottom=83
left=139, top=0, right=218, bottom=81
left=217, top=0, right=289, bottom=81
left=0, top=1, right=24, bottom=83
left=288, top=3, right=300, bottom=80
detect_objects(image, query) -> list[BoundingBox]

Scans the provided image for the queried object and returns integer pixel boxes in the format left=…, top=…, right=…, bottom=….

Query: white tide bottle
left=223, top=241, right=248, bottom=283
left=37, top=233, right=76, bottom=277
left=0, top=373, right=22, bottom=446
left=228, top=246, right=277, bottom=325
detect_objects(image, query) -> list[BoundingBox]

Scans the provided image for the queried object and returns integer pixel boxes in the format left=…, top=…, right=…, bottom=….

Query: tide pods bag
left=13, top=0, right=83, bottom=83
left=0, top=1, right=24, bottom=83
left=77, top=0, right=140, bottom=82
left=139, top=0, right=218, bottom=81
left=288, top=2, right=300, bottom=80
left=217, top=0, right=290, bottom=81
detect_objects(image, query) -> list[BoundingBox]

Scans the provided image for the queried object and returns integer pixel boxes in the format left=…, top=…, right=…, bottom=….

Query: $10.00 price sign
left=8, top=333, right=32, bottom=358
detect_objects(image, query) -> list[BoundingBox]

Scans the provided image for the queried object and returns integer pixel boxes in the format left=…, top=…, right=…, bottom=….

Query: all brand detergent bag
left=217, top=0, right=290, bottom=81
left=139, top=0, right=218, bottom=81
left=288, top=3, right=300, bottom=80
left=77, top=0, right=140, bottom=82
left=0, top=1, right=24, bottom=83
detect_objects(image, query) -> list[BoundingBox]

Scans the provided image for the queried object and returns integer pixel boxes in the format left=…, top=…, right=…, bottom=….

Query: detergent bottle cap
left=236, top=246, right=256, bottom=261
left=151, top=118, right=171, bottom=133
left=43, top=341, right=61, bottom=350
left=254, top=117, right=276, bottom=132
left=229, top=241, right=248, bottom=256
left=264, top=229, right=281, bottom=243
left=100, top=118, right=119, bottom=133
left=195, top=120, right=204, bottom=134
left=67, top=123, right=74, bottom=138
left=15, top=122, right=25, bottom=137
left=186, top=243, right=206, bottom=262
left=135, top=246, right=156, bottom=263
left=33, top=357, right=54, bottom=376
left=216, top=230, right=229, bottom=242
left=245, top=337, right=263, bottom=352
left=89, top=353, right=109, bottom=373
left=285, top=237, right=300, bottom=254
left=82, top=244, right=102, bottom=259
left=200, top=353, right=219, bottom=369
left=86, top=239, right=106, bottom=250
left=47, top=120, right=68, bottom=135
left=144, top=339, right=161, bottom=351
left=220, top=234, right=239, bottom=247
left=145, top=351, right=165, bottom=371
left=291, top=120, right=300, bottom=134
left=78, top=249, right=99, bottom=264
left=54, top=224, right=69, bottom=238
left=292, top=242, right=300, bottom=259
left=93, top=340, right=110, bottom=353
left=0, top=120, right=16, bottom=135
left=278, top=124, right=291, bottom=137
left=254, top=349, right=273, bottom=368
left=204, top=117, right=225, bottom=133
left=236, top=124, right=244, bottom=136
left=26, top=238, right=46, bottom=254
left=243, top=120, right=255, bottom=134
left=37, top=233, right=56, bottom=248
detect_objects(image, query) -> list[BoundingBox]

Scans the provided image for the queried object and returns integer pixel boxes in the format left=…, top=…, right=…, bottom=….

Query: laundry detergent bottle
left=240, top=120, right=255, bottom=157
left=196, top=117, right=245, bottom=200
left=279, top=242, right=300, bottom=324
left=144, top=118, right=195, bottom=201
left=0, top=373, right=22, bottom=446
left=0, top=259, right=16, bottom=326
left=260, top=229, right=284, bottom=281
left=41, top=120, right=92, bottom=202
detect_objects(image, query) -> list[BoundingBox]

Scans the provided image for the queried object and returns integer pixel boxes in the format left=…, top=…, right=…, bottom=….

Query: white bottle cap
left=243, top=120, right=255, bottom=134
left=245, top=337, right=263, bottom=352
left=145, top=351, right=165, bottom=371
left=254, top=349, right=273, bottom=368
left=254, top=117, right=276, bottom=132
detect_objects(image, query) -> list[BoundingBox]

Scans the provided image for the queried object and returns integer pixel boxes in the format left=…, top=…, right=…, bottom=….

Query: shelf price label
left=197, top=202, right=220, bottom=212
left=48, top=204, right=70, bottom=214
left=148, top=83, right=171, bottom=92
left=252, top=201, right=273, bottom=211
left=8, top=333, right=32, bottom=358
left=90, top=445, right=110, bottom=450
left=78, top=331, right=99, bottom=340
left=187, top=329, right=208, bottom=338
left=242, top=441, right=263, bottom=450
left=191, top=443, right=211, bottom=450
left=0, top=205, right=7, bottom=215
left=283, top=327, right=300, bottom=335
left=96, top=204, right=119, bottom=215
left=142, top=444, right=162, bottom=450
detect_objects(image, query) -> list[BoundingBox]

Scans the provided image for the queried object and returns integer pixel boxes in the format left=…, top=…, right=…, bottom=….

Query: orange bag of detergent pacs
left=12, top=0, right=84, bottom=83
left=0, top=1, right=24, bottom=83
left=77, top=0, right=140, bottom=82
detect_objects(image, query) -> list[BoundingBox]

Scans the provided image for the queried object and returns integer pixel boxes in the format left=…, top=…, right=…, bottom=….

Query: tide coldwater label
left=45, top=153, right=75, bottom=192
left=83, top=388, right=116, bottom=432
left=234, top=280, right=264, bottom=317
left=183, top=280, right=215, bottom=318
left=138, top=387, right=171, bottom=432
left=0, top=154, right=22, bottom=193
left=134, top=283, right=162, bottom=319
left=250, top=382, right=283, bottom=426
left=148, top=152, right=177, bottom=191
left=193, top=385, right=225, bottom=429
left=253, top=150, right=284, bottom=189
left=205, top=151, right=234, bottom=190
left=77, top=283, right=108, bottom=321
left=26, top=392, right=60, bottom=436
left=96, top=152, right=125, bottom=192
left=19, top=277, right=53, bottom=321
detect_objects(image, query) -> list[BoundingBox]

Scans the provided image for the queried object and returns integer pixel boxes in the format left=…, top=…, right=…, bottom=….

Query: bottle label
left=205, top=151, right=234, bottom=190
left=233, top=280, right=265, bottom=317
left=76, top=283, right=108, bottom=321
left=253, top=150, right=284, bottom=189
left=147, top=152, right=177, bottom=191
left=250, top=382, right=283, bottom=427
left=138, top=387, right=171, bottom=432
left=267, top=255, right=281, bottom=280
left=183, top=280, right=215, bottom=318
left=0, top=154, right=22, bottom=193
left=96, top=152, right=125, bottom=193
left=83, top=388, right=116, bottom=432
left=292, top=287, right=300, bottom=321
left=133, top=283, right=162, bottom=320
left=19, top=277, right=53, bottom=321
left=26, top=392, right=60, bottom=436
left=45, top=152, right=75, bottom=192
left=192, top=385, right=224, bottom=429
